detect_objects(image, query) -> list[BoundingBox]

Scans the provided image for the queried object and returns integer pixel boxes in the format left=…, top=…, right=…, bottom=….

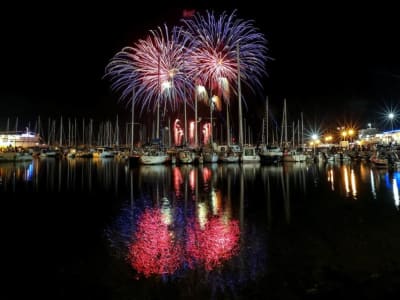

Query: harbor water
left=2, top=158, right=400, bottom=299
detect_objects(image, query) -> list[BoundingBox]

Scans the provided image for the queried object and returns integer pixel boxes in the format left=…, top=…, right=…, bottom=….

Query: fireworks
left=105, top=24, right=193, bottom=114
left=181, top=10, right=269, bottom=102
left=105, top=10, right=269, bottom=113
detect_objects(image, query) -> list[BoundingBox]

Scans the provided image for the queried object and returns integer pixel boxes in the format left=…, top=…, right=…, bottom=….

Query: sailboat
left=138, top=123, right=169, bottom=165
left=241, top=145, right=260, bottom=163
left=201, top=95, right=220, bottom=163
left=139, top=64, right=170, bottom=165
left=281, top=99, right=306, bottom=163
left=258, top=97, right=283, bottom=164
left=235, top=44, right=259, bottom=163
left=127, top=89, right=144, bottom=166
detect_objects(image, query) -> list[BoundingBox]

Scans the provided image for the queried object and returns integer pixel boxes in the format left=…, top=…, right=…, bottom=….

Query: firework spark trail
left=105, top=24, right=194, bottom=114
left=182, top=10, right=269, bottom=104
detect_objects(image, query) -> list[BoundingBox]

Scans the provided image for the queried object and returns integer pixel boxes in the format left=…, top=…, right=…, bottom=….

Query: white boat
left=217, top=144, right=240, bottom=163
left=139, top=150, right=169, bottom=165
left=326, top=152, right=351, bottom=163
left=282, top=149, right=307, bottom=162
left=219, top=151, right=240, bottom=163
left=259, top=145, right=283, bottom=164
left=241, top=145, right=260, bottom=163
left=92, top=147, right=115, bottom=158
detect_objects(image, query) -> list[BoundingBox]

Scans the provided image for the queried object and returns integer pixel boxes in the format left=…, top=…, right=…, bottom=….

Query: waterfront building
left=0, top=129, right=43, bottom=149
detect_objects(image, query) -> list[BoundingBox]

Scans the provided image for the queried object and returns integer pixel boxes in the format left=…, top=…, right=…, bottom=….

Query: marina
left=2, top=5, right=400, bottom=299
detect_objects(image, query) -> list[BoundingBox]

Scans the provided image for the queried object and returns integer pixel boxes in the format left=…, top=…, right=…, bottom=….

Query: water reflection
left=3, top=158, right=400, bottom=297
left=0, top=158, right=126, bottom=193
left=384, top=171, right=400, bottom=210
left=3, top=159, right=400, bottom=212
left=0, top=161, right=33, bottom=191
left=392, top=177, right=400, bottom=209
left=109, top=164, right=241, bottom=278
left=325, top=162, right=359, bottom=199
left=322, top=161, right=400, bottom=209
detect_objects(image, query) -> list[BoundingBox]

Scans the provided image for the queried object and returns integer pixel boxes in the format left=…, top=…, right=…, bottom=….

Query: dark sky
left=1, top=2, right=400, bottom=130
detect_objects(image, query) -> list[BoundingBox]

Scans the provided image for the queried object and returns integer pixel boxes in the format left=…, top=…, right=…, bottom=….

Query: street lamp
left=341, top=131, right=347, bottom=141
left=324, top=135, right=333, bottom=144
left=348, top=129, right=354, bottom=143
left=311, top=134, right=318, bottom=155
left=389, top=113, right=394, bottom=131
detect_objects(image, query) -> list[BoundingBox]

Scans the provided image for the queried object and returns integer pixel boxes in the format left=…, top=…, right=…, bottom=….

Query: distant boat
left=176, top=149, right=195, bottom=164
left=39, top=148, right=59, bottom=158
left=259, top=145, right=283, bottom=164
left=0, top=151, right=33, bottom=162
left=370, top=150, right=389, bottom=168
left=202, top=151, right=219, bottom=163
left=93, top=147, right=115, bottom=158
left=282, top=149, right=307, bottom=163
left=241, top=145, right=260, bottom=163
left=218, top=145, right=240, bottom=163
left=139, top=150, right=169, bottom=165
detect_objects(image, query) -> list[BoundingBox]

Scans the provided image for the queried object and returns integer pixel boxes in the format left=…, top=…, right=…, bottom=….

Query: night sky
left=1, top=2, right=400, bottom=131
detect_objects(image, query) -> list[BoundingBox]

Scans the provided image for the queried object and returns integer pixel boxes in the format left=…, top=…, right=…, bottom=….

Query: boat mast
left=131, top=88, right=135, bottom=151
left=210, top=95, right=214, bottom=146
left=266, top=96, right=269, bottom=145
left=237, top=44, right=243, bottom=148
left=184, top=96, right=187, bottom=146
left=227, top=102, right=231, bottom=146
left=156, top=56, right=160, bottom=140
left=82, top=118, right=85, bottom=146
left=285, top=100, right=288, bottom=147
left=115, top=115, right=119, bottom=148
left=280, top=98, right=288, bottom=148
left=194, top=90, right=198, bottom=148
left=59, top=116, right=63, bottom=147
left=301, top=112, right=304, bottom=148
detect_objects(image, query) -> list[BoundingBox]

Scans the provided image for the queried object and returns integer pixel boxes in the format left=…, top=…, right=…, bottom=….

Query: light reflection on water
left=2, top=158, right=400, bottom=297
left=323, top=161, right=400, bottom=208
left=0, top=157, right=125, bottom=193
left=2, top=158, right=400, bottom=226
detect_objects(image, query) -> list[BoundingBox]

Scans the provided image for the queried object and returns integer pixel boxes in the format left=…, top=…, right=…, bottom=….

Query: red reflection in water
left=128, top=208, right=183, bottom=278
left=202, top=167, right=212, bottom=183
left=186, top=216, right=240, bottom=270
left=189, top=169, right=195, bottom=191
left=127, top=207, right=240, bottom=277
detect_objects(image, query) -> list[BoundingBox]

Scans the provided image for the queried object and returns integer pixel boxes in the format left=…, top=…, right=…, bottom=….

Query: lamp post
left=389, top=113, right=394, bottom=131
left=311, top=134, right=318, bottom=155
left=341, top=131, right=347, bottom=141
left=348, top=129, right=354, bottom=143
